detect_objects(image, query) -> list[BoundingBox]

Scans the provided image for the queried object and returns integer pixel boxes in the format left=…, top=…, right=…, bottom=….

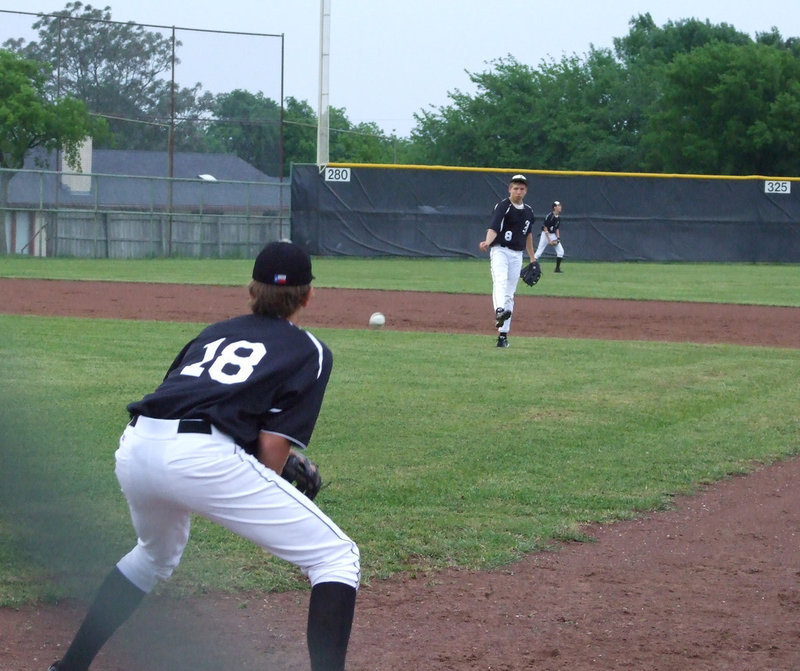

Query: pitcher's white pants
left=489, top=245, right=523, bottom=334
left=114, top=416, right=360, bottom=593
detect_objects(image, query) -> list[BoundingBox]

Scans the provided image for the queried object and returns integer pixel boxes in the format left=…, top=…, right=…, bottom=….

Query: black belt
left=129, top=416, right=213, bottom=435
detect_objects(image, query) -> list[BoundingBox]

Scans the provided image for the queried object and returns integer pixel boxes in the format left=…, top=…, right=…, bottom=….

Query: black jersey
left=489, top=198, right=534, bottom=251
left=127, top=314, right=332, bottom=454
left=543, top=211, right=561, bottom=235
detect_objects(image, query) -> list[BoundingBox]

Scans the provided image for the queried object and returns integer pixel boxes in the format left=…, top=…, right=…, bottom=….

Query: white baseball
left=369, top=312, right=386, bottom=329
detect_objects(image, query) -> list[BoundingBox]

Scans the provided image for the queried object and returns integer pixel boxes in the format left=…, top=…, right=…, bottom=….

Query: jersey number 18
left=181, top=338, right=266, bottom=385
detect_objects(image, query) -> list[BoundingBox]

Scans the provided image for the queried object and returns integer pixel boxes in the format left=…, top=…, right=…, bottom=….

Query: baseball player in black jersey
left=479, top=174, right=536, bottom=347
left=534, top=200, right=565, bottom=272
left=48, top=241, right=360, bottom=671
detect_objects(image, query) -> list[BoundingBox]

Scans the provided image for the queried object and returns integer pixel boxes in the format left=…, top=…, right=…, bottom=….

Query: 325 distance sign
left=764, top=180, right=791, bottom=194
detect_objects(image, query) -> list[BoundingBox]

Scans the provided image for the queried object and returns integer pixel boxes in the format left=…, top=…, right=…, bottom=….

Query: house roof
left=8, top=149, right=286, bottom=211
left=90, top=149, right=278, bottom=182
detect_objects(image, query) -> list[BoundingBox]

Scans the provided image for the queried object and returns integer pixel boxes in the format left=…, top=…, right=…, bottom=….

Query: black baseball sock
left=59, top=566, right=146, bottom=671
left=556, top=257, right=562, bottom=270
left=307, top=581, right=357, bottom=671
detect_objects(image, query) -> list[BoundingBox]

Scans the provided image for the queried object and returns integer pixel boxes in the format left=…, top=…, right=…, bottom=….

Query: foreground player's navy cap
left=252, top=240, right=314, bottom=286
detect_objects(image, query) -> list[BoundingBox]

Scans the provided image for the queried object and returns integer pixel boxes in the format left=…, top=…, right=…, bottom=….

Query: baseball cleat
left=494, top=308, right=512, bottom=328
left=47, top=662, right=62, bottom=671
left=554, top=268, right=563, bottom=273
left=496, top=334, right=509, bottom=348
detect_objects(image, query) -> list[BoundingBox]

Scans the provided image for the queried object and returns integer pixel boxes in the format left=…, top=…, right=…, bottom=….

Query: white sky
left=1, top=1, right=798, bottom=137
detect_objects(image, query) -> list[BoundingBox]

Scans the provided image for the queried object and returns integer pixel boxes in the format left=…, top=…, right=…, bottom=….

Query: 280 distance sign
left=324, top=167, right=351, bottom=182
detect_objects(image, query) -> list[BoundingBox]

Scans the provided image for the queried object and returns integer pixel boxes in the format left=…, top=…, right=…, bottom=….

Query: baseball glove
left=520, top=260, right=542, bottom=287
left=281, top=451, right=322, bottom=500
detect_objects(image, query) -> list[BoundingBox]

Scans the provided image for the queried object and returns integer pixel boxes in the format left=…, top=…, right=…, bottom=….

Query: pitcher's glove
left=281, top=451, right=322, bottom=500
left=520, top=260, right=542, bottom=286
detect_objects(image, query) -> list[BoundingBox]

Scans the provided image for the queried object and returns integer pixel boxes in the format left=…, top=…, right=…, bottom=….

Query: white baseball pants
left=114, top=416, right=360, bottom=593
left=489, top=245, right=523, bottom=334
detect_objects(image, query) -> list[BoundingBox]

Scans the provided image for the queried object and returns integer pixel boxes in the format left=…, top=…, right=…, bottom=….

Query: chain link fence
left=3, top=168, right=290, bottom=258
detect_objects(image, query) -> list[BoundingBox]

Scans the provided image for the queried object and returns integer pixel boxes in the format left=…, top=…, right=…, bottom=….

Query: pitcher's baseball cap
left=510, top=174, right=527, bottom=184
left=252, top=240, right=314, bottom=286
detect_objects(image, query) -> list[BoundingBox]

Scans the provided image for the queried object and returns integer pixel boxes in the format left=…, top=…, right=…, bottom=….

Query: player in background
left=48, top=241, right=360, bottom=671
left=479, top=174, right=536, bottom=348
left=534, top=200, right=565, bottom=273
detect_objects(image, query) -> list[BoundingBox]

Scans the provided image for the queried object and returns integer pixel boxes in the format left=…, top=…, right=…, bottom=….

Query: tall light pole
left=316, top=0, right=331, bottom=169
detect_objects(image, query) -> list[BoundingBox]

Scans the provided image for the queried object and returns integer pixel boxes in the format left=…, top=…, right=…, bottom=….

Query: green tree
left=0, top=49, right=102, bottom=253
left=409, top=54, right=637, bottom=171
left=280, top=97, right=316, bottom=173
left=206, top=90, right=282, bottom=175
left=4, top=2, right=211, bottom=151
left=409, top=56, right=540, bottom=168
left=609, top=13, right=758, bottom=174
left=755, top=27, right=800, bottom=58
left=407, top=14, right=800, bottom=176
left=277, top=98, right=401, bottom=174
left=613, top=13, right=751, bottom=68
left=328, top=108, right=397, bottom=164
left=641, top=40, right=800, bottom=174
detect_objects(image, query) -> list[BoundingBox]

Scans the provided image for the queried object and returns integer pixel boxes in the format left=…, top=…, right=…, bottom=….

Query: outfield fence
left=292, top=164, right=800, bottom=262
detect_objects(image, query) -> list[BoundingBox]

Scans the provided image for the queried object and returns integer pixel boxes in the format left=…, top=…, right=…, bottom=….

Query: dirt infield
left=2, top=278, right=800, bottom=671
left=2, top=277, right=799, bottom=348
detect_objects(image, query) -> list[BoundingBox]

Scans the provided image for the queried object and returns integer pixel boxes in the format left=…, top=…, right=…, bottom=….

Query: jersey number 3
left=180, top=338, right=266, bottom=385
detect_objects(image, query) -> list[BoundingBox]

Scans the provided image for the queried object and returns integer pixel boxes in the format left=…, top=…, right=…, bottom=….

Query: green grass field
left=1, top=258, right=798, bottom=606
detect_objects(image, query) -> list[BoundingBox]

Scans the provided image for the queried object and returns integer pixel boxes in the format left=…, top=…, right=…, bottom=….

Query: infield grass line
left=1, top=256, right=799, bottom=306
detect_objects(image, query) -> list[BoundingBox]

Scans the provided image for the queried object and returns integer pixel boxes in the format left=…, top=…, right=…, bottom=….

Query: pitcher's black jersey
left=489, top=198, right=535, bottom=251
left=127, top=314, right=332, bottom=453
